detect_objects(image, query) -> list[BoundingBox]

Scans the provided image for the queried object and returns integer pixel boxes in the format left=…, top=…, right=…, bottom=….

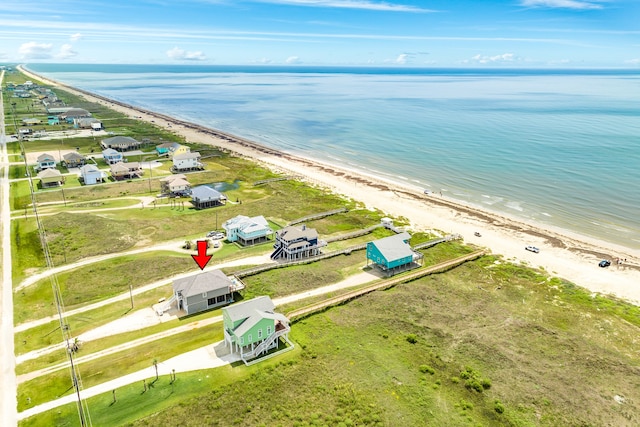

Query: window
left=267, top=326, right=272, bottom=335
left=207, top=297, right=216, bottom=306
left=248, top=334, right=252, bottom=343
left=216, top=295, right=226, bottom=303
left=258, top=329, right=262, bottom=339
left=240, top=336, right=244, bottom=345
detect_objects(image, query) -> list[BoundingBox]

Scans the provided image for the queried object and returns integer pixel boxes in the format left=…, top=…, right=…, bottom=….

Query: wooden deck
left=286, top=249, right=486, bottom=322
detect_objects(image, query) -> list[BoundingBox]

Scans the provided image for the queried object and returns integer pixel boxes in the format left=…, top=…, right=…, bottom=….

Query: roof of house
left=173, top=152, right=201, bottom=161
left=37, top=168, right=62, bottom=179
left=109, top=162, right=129, bottom=173
left=61, top=108, right=90, bottom=117
left=168, top=178, right=190, bottom=188
left=157, top=142, right=175, bottom=149
left=104, top=136, right=139, bottom=145
left=63, top=151, right=84, bottom=161
left=369, top=232, right=413, bottom=261
left=223, top=296, right=276, bottom=323
left=224, top=215, right=270, bottom=233
left=160, top=174, right=187, bottom=182
left=36, top=153, right=55, bottom=163
left=191, top=185, right=226, bottom=202
left=276, top=224, right=318, bottom=242
left=102, top=148, right=122, bottom=157
left=76, top=117, right=100, bottom=125
left=172, top=270, right=233, bottom=299
left=80, top=164, right=101, bottom=174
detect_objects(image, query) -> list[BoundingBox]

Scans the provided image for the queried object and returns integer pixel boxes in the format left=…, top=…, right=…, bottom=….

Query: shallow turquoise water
left=28, top=65, right=640, bottom=248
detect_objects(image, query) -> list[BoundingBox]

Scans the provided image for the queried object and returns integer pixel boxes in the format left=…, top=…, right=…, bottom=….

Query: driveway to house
left=0, top=69, right=18, bottom=427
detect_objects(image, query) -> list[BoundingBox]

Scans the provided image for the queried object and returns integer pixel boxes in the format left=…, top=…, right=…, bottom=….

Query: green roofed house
left=366, top=231, right=423, bottom=276
left=222, top=296, right=291, bottom=364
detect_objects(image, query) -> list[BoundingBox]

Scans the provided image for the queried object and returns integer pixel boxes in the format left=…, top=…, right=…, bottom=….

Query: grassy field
left=20, top=256, right=640, bottom=426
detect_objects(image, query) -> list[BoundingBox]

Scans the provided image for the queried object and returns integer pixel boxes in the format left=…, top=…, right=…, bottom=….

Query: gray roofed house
left=191, top=185, right=227, bottom=209
left=62, top=151, right=86, bottom=168
left=172, top=270, right=235, bottom=315
left=101, top=136, right=141, bottom=152
left=102, top=148, right=124, bottom=164
left=222, top=296, right=291, bottom=363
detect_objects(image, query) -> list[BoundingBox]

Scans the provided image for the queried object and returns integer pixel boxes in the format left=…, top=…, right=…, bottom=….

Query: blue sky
left=0, top=0, right=638, bottom=67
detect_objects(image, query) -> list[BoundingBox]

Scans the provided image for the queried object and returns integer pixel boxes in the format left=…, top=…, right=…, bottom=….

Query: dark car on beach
left=599, top=260, right=611, bottom=268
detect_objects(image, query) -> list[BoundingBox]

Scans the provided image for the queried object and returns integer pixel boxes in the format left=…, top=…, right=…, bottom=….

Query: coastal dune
left=18, top=66, right=640, bottom=305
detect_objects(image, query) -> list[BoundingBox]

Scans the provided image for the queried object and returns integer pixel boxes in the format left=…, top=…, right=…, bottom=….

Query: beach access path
left=0, top=69, right=18, bottom=427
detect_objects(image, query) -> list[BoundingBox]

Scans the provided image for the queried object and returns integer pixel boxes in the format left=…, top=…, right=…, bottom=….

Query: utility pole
left=129, top=283, right=134, bottom=309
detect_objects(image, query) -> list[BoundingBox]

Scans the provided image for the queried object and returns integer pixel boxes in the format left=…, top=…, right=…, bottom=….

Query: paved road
left=0, top=69, right=18, bottom=427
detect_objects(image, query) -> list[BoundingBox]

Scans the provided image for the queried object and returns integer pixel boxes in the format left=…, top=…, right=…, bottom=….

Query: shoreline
left=18, top=65, right=640, bottom=305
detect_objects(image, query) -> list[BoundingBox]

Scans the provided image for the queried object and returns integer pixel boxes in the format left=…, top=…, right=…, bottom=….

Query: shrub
left=481, top=379, right=492, bottom=390
left=419, top=365, right=435, bottom=375
left=406, top=334, right=418, bottom=344
left=465, top=380, right=484, bottom=393
left=494, top=400, right=505, bottom=414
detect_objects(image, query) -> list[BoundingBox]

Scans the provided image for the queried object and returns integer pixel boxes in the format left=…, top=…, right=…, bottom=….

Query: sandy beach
left=18, top=66, right=640, bottom=305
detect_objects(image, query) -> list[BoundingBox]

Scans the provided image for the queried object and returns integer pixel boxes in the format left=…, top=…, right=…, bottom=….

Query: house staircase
left=241, top=324, right=291, bottom=362
left=155, top=294, right=177, bottom=315
left=270, top=245, right=284, bottom=260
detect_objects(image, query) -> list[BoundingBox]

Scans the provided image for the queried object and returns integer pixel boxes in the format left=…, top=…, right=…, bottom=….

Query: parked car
left=525, top=245, right=540, bottom=253
left=598, top=259, right=611, bottom=268
left=206, top=231, right=224, bottom=239
left=213, top=241, right=220, bottom=248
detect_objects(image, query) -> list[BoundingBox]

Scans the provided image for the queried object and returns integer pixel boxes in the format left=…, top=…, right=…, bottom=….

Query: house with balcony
left=37, top=168, right=65, bottom=188
left=101, top=136, right=140, bottom=152
left=222, top=296, right=291, bottom=364
left=160, top=174, right=191, bottom=196
left=80, top=164, right=106, bottom=185
left=190, top=185, right=227, bottom=209
left=62, top=151, right=86, bottom=168
left=223, top=215, right=273, bottom=246
left=172, top=152, right=203, bottom=172
left=270, top=224, right=326, bottom=261
left=172, top=270, right=236, bottom=316
left=60, top=108, right=91, bottom=123
left=35, top=153, right=56, bottom=171
left=366, top=232, right=422, bottom=276
left=102, top=148, right=123, bottom=165
left=109, top=161, right=142, bottom=180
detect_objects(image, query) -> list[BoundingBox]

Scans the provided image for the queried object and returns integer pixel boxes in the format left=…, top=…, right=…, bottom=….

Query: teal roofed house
left=366, top=232, right=422, bottom=276
left=222, top=296, right=291, bottom=364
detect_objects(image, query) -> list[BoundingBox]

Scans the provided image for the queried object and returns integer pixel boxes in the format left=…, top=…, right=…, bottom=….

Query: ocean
left=27, top=64, right=640, bottom=249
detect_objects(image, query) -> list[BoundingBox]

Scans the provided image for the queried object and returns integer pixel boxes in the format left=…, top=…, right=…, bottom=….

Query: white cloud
left=166, top=47, right=206, bottom=61
left=18, top=41, right=53, bottom=59
left=253, top=0, right=434, bottom=12
left=465, top=53, right=520, bottom=64
left=57, top=43, right=78, bottom=59
left=519, top=0, right=605, bottom=10
left=252, top=57, right=273, bottom=64
left=624, top=58, right=640, bottom=65
left=394, top=53, right=409, bottom=64
left=70, top=32, right=82, bottom=41
left=285, top=55, right=302, bottom=64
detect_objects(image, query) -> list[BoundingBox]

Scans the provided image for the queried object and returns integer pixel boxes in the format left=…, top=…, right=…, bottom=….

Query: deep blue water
left=27, top=64, right=640, bottom=248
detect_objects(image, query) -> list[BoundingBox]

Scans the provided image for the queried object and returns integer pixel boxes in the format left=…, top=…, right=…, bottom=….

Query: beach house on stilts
left=222, top=296, right=292, bottom=364
left=366, top=232, right=423, bottom=276
left=270, top=224, right=327, bottom=261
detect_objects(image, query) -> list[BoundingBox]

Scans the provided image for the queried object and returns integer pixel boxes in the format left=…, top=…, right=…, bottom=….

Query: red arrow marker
left=191, top=240, right=212, bottom=270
